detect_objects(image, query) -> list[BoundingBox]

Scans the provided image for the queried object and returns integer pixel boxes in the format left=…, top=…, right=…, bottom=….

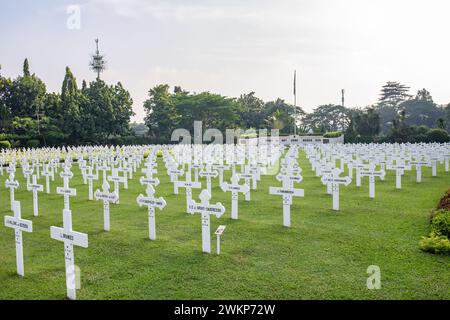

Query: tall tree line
left=0, top=59, right=134, bottom=147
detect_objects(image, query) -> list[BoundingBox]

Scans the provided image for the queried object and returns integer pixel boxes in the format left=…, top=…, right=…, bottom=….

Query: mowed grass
left=0, top=151, right=449, bottom=300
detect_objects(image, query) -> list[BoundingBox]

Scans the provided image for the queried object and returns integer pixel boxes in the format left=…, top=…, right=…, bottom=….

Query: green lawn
left=0, top=151, right=449, bottom=299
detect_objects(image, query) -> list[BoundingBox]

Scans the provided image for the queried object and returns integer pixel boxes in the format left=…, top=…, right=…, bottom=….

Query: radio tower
left=89, top=38, right=107, bottom=80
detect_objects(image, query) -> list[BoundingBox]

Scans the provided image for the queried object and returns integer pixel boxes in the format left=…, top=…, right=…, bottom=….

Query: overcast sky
left=1, top=0, right=449, bottom=122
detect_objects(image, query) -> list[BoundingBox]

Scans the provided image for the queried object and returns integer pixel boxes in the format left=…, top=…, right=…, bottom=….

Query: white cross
left=360, top=164, right=385, bottom=198
left=23, top=165, right=33, bottom=186
left=85, top=166, right=98, bottom=201
left=269, top=171, right=304, bottom=227
left=199, top=165, right=218, bottom=194
left=212, top=164, right=230, bottom=187
left=167, top=167, right=183, bottom=194
left=237, top=168, right=254, bottom=201
left=50, top=208, right=88, bottom=300
left=108, top=168, right=126, bottom=204
left=98, top=162, right=110, bottom=184
left=4, top=201, right=33, bottom=276
left=188, top=189, right=225, bottom=253
left=42, top=164, right=54, bottom=194
left=175, top=168, right=202, bottom=213
left=94, top=181, right=118, bottom=231
left=387, top=162, right=411, bottom=189
left=5, top=172, right=19, bottom=211
left=321, top=168, right=351, bottom=210
left=221, top=174, right=249, bottom=220
left=56, top=167, right=76, bottom=210
left=27, top=174, right=43, bottom=216
left=410, top=159, right=430, bottom=183
left=137, top=184, right=166, bottom=240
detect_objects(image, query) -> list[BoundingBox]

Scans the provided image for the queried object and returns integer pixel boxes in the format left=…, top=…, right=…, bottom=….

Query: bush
left=156, top=150, right=163, bottom=157
left=431, top=210, right=450, bottom=238
left=427, top=128, right=450, bottom=143
left=419, top=233, right=450, bottom=254
left=0, top=140, right=11, bottom=149
left=26, top=139, right=40, bottom=148
left=323, top=131, right=342, bottom=138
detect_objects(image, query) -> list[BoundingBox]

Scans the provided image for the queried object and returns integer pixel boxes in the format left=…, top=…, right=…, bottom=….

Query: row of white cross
left=2, top=142, right=449, bottom=300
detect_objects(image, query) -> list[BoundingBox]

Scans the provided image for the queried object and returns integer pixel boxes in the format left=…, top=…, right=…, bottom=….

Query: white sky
left=1, top=0, right=449, bottom=122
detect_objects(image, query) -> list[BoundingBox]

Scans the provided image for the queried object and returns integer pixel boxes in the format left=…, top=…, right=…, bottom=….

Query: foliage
left=0, top=140, right=10, bottom=149
left=303, top=104, right=351, bottom=133
left=323, top=131, right=342, bottom=138
left=426, top=128, right=450, bottom=143
left=430, top=210, right=450, bottom=238
left=419, top=233, right=450, bottom=255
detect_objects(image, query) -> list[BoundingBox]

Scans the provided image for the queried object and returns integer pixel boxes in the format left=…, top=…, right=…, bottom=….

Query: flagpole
left=294, top=70, right=297, bottom=136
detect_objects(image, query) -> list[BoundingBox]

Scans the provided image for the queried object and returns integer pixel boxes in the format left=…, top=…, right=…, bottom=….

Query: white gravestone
left=360, top=164, right=385, bottom=198
left=85, top=166, right=98, bottom=201
left=221, top=174, right=250, bottom=220
left=199, top=166, right=218, bottom=194
left=27, top=175, right=43, bottom=216
left=269, top=172, right=304, bottom=227
left=168, top=167, right=183, bottom=195
left=4, top=201, right=33, bottom=276
left=56, top=167, right=76, bottom=210
left=321, top=169, right=351, bottom=211
left=175, top=170, right=202, bottom=213
left=188, top=190, right=225, bottom=253
left=5, top=172, right=19, bottom=211
left=387, top=162, right=411, bottom=189
left=50, top=209, right=88, bottom=300
left=42, top=164, right=54, bottom=194
left=137, top=184, right=167, bottom=240
left=94, top=181, right=119, bottom=231
left=108, top=169, right=125, bottom=204
left=410, top=159, right=430, bottom=183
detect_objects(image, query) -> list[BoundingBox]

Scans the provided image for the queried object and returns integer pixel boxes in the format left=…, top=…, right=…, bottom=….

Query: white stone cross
left=23, top=165, right=33, bottom=186
left=213, top=164, right=230, bottom=187
left=137, top=184, right=167, bottom=240
left=320, top=168, right=351, bottom=210
left=168, top=167, right=183, bottom=194
left=360, top=164, right=385, bottom=198
left=269, top=172, right=304, bottom=227
left=4, top=201, right=33, bottom=276
left=175, top=169, right=202, bottom=213
left=237, top=169, right=254, bottom=201
left=221, top=174, right=250, bottom=220
left=5, top=172, right=19, bottom=211
left=98, top=162, right=110, bottom=184
left=108, top=168, right=126, bottom=204
left=199, top=165, right=218, bottom=194
left=85, top=166, right=98, bottom=201
left=56, top=167, right=76, bottom=210
left=42, top=164, right=54, bottom=194
left=387, top=161, right=411, bottom=189
left=410, top=159, right=430, bottom=183
left=27, top=174, right=43, bottom=216
left=188, top=189, right=225, bottom=253
left=94, top=181, right=119, bottom=231
left=50, top=208, right=88, bottom=300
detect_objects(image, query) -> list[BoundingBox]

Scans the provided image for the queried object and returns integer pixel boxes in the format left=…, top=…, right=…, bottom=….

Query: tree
left=376, top=81, right=411, bottom=133
left=5, top=59, right=46, bottom=119
left=399, top=89, right=444, bottom=128
left=378, top=81, right=411, bottom=108
left=144, top=84, right=178, bottom=138
left=303, top=104, right=351, bottom=133
left=60, top=66, right=81, bottom=142
left=237, top=92, right=266, bottom=129
left=263, top=98, right=303, bottom=134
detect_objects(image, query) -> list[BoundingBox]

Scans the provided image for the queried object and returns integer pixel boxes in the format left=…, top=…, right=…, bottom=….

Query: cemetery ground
left=0, top=152, right=449, bottom=300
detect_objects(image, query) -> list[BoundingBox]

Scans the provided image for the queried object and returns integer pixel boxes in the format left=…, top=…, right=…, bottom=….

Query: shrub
left=26, top=139, right=40, bottom=148
left=323, top=131, right=342, bottom=138
left=427, top=128, right=450, bottom=143
left=431, top=210, right=450, bottom=238
left=419, top=233, right=450, bottom=254
left=0, top=140, right=11, bottom=149
left=156, top=150, right=163, bottom=157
